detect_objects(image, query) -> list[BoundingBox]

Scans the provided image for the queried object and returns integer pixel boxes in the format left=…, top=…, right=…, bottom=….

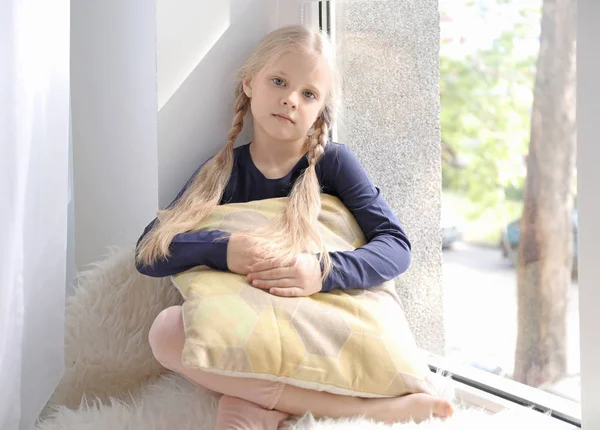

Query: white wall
left=156, top=0, right=289, bottom=207
left=70, top=0, right=308, bottom=269
left=157, top=1, right=230, bottom=110
left=71, top=0, right=159, bottom=270
left=66, top=104, right=76, bottom=296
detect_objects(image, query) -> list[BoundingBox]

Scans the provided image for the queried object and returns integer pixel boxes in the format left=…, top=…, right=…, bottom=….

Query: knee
left=148, top=305, right=184, bottom=367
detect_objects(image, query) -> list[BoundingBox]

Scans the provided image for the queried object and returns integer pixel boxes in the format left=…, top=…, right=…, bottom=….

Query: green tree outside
left=440, top=0, right=541, bottom=242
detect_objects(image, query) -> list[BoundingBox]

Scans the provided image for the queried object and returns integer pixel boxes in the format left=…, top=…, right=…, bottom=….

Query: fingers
left=247, top=267, right=293, bottom=282
left=269, top=287, right=305, bottom=297
left=250, top=278, right=296, bottom=290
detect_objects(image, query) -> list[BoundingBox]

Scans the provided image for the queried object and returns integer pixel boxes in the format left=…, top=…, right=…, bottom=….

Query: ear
left=242, top=77, right=252, bottom=98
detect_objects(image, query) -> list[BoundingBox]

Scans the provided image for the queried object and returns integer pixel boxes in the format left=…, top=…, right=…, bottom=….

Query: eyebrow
left=272, top=70, right=322, bottom=95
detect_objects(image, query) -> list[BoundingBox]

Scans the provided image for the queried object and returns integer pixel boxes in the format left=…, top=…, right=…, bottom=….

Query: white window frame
left=426, top=352, right=581, bottom=427
left=279, top=1, right=598, bottom=427
left=576, top=1, right=600, bottom=428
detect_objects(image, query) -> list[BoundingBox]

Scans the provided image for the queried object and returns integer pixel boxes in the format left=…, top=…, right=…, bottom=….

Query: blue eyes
left=304, top=91, right=317, bottom=100
left=271, top=78, right=316, bottom=100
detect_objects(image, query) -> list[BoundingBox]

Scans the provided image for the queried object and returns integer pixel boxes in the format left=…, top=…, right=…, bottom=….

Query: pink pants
left=148, top=306, right=291, bottom=430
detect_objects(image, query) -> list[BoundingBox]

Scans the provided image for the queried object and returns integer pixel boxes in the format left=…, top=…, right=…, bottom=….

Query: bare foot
left=274, top=384, right=454, bottom=424
left=366, top=393, right=455, bottom=424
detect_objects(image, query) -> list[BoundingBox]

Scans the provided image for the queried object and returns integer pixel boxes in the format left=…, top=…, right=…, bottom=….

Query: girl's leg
left=274, top=385, right=454, bottom=424
left=149, top=306, right=290, bottom=430
left=149, top=306, right=454, bottom=426
left=149, top=306, right=287, bottom=410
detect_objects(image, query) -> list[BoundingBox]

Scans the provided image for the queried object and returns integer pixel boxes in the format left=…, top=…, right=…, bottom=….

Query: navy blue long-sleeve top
left=135, top=142, right=411, bottom=292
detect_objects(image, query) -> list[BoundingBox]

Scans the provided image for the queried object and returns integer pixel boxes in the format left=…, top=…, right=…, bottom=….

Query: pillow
left=171, top=194, right=435, bottom=398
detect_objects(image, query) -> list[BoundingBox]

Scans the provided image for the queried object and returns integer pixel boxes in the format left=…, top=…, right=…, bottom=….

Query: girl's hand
left=246, top=254, right=323, bottom=297
left=226, top=233, right=265, bottom=275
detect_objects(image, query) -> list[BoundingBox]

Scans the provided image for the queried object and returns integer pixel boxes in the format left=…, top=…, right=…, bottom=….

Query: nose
left=281, top=91, right=299, bottom=109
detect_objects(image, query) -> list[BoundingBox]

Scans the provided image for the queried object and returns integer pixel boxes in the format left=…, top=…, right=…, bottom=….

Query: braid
left=301, top=114, right=332, bottom=277
left=225, top=88, right=249, bottom=152
left=306, top=116, right=328, bottom=168
left=243, top=113, right=333, bottom=277
left=210, top=88, right=248, bottom=172
left=135, top=87, right=250, bottom=266
left=173, top=86, right=249, bottom=210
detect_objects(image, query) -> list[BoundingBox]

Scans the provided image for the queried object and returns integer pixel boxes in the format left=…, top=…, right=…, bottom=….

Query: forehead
left=263, top=51, right=331, bottom=93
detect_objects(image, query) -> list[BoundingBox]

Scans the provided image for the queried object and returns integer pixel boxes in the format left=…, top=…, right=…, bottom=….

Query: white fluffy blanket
left=36, top=249, right=558, bottom=429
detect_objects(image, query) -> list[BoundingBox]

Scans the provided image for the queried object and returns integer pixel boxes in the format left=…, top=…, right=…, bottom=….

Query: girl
left=136, top=25, right=454, bottom=429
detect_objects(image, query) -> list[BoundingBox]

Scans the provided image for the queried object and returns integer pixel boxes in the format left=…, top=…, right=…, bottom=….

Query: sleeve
left=319, top=144, right=412, bottom=292
left=135, top=162, right=230, bottom=277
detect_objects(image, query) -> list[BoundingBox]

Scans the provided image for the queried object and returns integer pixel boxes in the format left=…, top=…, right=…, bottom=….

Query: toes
left=433, top=400, right=455, bottom=418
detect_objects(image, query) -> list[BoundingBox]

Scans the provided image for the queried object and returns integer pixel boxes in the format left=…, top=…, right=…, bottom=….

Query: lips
left=273, top=114, right=294, bottom=124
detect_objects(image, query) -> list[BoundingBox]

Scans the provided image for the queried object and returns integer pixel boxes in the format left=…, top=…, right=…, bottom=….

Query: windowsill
left=452, top=380, right=579, bottom=429
left=425, top=352, right=581, bottom=428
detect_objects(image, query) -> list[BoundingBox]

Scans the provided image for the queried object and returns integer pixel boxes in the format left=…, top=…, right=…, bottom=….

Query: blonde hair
left=136, top=25, right=340, bottom=278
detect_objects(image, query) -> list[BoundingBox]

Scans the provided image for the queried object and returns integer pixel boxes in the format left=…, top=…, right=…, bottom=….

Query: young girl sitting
left=135, top=24, right=454, bottom=430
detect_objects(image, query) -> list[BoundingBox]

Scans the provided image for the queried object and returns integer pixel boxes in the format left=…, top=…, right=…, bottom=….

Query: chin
left=267, top=130, right=302, bottom=142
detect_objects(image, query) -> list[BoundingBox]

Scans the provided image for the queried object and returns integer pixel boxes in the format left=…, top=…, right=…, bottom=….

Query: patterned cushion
left=171, top=195, right=434, bottom=398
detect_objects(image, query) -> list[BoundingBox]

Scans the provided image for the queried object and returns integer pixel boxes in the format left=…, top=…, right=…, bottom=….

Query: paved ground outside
left=441, top=241, right=581, bottom=403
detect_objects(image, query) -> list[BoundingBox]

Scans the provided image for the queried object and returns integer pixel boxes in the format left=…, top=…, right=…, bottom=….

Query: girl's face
left=243, top=50, right=331, bottom=146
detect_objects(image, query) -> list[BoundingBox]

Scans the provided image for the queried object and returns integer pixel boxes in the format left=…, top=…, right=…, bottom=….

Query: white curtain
left=0, top=1, right=70, bottom=429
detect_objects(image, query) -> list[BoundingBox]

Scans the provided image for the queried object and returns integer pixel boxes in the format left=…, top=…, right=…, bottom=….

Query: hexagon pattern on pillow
left=173, top=195, right=435, bottom=398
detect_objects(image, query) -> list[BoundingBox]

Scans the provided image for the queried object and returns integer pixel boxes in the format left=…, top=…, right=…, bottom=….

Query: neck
left=249, top=132, right=308, bottom=180
left=249, top=128, right=307, bottom=168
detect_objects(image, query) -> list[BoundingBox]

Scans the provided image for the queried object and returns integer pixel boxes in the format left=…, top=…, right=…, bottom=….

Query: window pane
left=332, top=0, right=579, bottom=409
left=439, top=0, right=579, bottom=404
